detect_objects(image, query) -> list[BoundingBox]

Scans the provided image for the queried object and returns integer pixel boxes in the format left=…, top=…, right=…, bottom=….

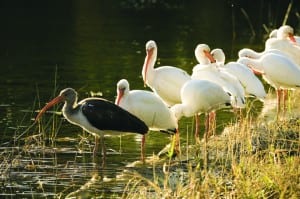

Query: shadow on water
left=0, top=0, right=299, bottom=198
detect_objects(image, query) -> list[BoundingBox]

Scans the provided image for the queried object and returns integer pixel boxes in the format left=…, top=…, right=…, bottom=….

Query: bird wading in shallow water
left=115, top=79, right=180, bottom=157
left=35, top=88, right=148, bottom=162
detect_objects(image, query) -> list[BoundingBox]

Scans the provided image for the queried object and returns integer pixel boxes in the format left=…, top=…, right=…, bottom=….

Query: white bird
left=237, top=53, right=300, bottom=113
left=238, top=47, right=300, bottom=72
left=238, top=48, right=288, bottom=59
left=115, top=79, right=178, bottom=133
left=115, top=79, right=179, bottom=155
left=171, top=79, right=232, bottom=142
left=265, top=25, right=300, bottom=66
left=194, top=43, right=216, bottom=65
left=269, top=25, right=300, bottom=43
left=192, top=44, right=246, bottom=109
left=142, top=40, right=191, bottom=106
left=211, top=48, right=266, bottom=101
left=269, top=29, right=278, bottom=39
left=238, top=47, right=299, bottom=114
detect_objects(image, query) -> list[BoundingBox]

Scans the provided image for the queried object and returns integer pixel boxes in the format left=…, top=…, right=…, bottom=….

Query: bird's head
left=278, top=25, right=296, bottom=43
left=211, top=48, right=225, bottom=65
left=195, top=44, right=216, bottom=64
left=116, top=79, right=129, bottom=105
left=35, top=88, right=77, bottom=122
left=143, top=40, right=157, bottom=86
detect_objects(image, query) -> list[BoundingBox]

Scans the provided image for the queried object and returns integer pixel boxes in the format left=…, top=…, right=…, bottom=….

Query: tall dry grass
left=122, top=112, right=300, bottom=198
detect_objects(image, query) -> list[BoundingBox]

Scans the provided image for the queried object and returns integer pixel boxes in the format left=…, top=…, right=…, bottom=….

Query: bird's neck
left=142, top=50, right=157, bottom=84
left=196, top=55, right=210, bottom=65
left=62, top=101, right=80, bottom=122
left=250, top=50, right=263, bottom=59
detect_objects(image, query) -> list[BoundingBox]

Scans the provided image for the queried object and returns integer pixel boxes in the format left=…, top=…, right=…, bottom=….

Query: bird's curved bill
left=115, top=88, right=125, bottom=105
left=35, top=95, right=64, bottom=122
left=289, top=34, right=296, bottom=43
left=143, top=48, right=154, bottom=86
left=204, top=50, right=216, bottom=63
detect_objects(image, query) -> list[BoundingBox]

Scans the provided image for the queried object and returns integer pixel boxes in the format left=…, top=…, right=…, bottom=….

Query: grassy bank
left=122, top=105, right=300, bottom=198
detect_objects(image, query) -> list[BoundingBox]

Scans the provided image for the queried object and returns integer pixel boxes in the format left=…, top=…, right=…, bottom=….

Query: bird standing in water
left=36, top=88, right=148, bottom=162
left=115, top=79, right=179, bottom=156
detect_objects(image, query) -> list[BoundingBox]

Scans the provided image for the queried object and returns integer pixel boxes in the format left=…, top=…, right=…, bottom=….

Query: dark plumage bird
left=36, top=88, right=148, bottom=161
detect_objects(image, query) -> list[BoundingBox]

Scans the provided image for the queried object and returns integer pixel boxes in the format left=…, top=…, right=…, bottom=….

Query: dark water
left=0, top=0, right=299, bottom=198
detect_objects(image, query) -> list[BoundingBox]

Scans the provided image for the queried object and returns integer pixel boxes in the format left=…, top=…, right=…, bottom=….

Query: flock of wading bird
left=36, top=25, right=300, bottom=163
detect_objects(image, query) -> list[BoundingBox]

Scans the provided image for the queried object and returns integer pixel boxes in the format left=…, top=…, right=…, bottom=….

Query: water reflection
left=0, top=0, right=299, bottom=197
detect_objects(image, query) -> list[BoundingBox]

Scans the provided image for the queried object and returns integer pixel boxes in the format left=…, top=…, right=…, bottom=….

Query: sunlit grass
left=122, top=114, right=300, bottom=199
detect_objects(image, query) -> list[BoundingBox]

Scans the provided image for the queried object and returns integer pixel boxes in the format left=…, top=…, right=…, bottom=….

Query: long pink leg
left=93, top=135, right=106, bottom=167
left=101, top=136, right=106, bottom=166
left=141, top=135, right=146, bottom=162
left=283, top=89, right=288, bottom=114
left=205, top=113, right=210, bottom=141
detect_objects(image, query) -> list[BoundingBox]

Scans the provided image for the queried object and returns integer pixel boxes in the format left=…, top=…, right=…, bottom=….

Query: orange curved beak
left=143, top=48, right=154, bottom=87
left=35, top=95, right=64, bottom=122
left=288, top=33, right=296, bottom=43
left=204, top=50, right=216, bottom=63
left=115, top=88, right=125, bottom=105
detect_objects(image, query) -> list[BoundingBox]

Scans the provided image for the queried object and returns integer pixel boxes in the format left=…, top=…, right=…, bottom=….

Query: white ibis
left=192, top=44, right=246, bottom=109
left=237, top=53, right=300, bottom=114
left=194, top=43, right=216, bottom=65
left=238, top=48, right=288, bottom=60
left=269, top=29, right=278, bottom=39
left=211, top=48, right=266, bottom=101
left=115, top=79, right=179, bottom=155
left=171, top=79, right=232, bottom=144
left=142, top=40, right=191, bottom=106
left=265, top=25, right=300, bottom=66
left=268, top=25, right=300, bottom=43
left=238, top=47, right=293, bottom=105
left=191, top=44, right=245, bottom=138
left=35, top=88, right=148, bottom=161
left=238, top=47, right=300, bottom=113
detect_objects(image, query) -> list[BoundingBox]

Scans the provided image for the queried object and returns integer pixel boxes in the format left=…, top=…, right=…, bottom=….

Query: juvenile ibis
left=35, top=88, right=148, bottom=161
left=142, top=40, right=191, bottom=106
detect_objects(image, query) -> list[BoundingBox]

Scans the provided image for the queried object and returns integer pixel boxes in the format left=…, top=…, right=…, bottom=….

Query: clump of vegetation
left=122, top=116, right=300, bottom=198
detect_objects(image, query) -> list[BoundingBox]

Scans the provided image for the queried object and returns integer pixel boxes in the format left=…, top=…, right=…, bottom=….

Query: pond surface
left=0, top=0, right=299, bottom=198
